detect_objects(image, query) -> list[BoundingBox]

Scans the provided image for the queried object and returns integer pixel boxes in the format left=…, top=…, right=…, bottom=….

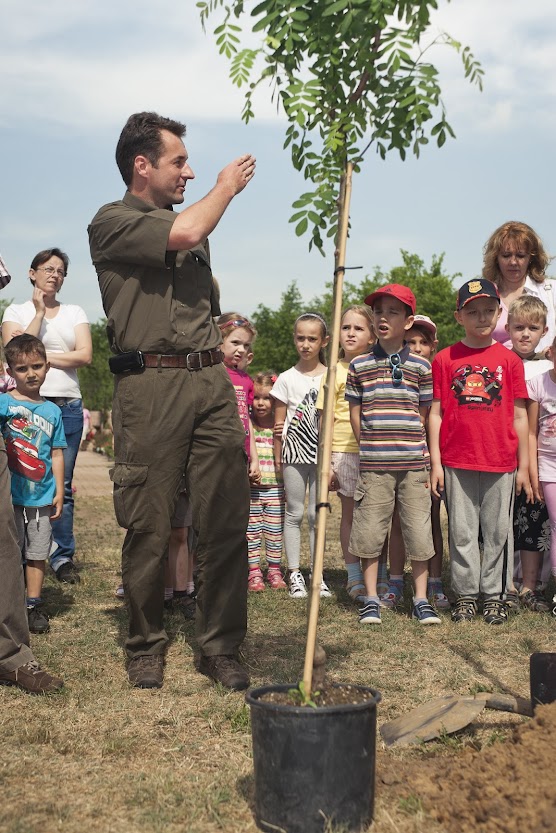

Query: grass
left=1, top=494, right=554, bottom=833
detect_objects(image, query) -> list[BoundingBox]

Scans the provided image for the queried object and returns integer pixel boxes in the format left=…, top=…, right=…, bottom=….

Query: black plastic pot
left=246, top=683, right=381, bottom=833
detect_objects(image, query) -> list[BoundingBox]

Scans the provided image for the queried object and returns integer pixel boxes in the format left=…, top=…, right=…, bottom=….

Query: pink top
left=226, top=367, right=254, bottom=458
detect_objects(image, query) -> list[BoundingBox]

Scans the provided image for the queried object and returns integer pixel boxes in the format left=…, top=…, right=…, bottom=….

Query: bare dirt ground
left=1, top=450, right=555, bottom=833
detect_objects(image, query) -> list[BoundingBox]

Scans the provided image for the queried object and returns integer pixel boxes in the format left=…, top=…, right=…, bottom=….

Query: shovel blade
left=380, top=695, right=486, bottom=748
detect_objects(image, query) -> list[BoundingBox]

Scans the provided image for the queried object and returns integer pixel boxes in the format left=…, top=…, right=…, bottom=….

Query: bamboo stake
left=302, top=161, right=354, bottom=694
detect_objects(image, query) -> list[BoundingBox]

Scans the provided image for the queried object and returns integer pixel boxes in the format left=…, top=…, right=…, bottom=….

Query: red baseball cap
left=365, top=284, right=416, bottom=315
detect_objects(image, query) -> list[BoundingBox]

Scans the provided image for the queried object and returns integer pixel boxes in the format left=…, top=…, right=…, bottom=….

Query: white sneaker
left=308, top=574, right=333, bottom=598
left=289, top=570, right=307, bottom=599
left=319, top=579, right=332, bottom=598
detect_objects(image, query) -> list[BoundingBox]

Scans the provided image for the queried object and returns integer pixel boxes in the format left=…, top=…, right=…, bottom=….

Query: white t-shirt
left=527, top=370, right=556, bottom=481
left=270, top=366, right=325, bottom=464
left=2, top=301, right=89, bottom=398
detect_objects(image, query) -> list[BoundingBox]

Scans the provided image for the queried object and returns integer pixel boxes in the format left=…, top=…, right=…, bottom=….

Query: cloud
left=3, top=1, right=555, bottom=135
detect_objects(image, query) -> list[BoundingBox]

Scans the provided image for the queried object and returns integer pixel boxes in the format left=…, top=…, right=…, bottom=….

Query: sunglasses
left=388, top=353, right=404, bottom=387
left=218, top=318, right=251, bottom=330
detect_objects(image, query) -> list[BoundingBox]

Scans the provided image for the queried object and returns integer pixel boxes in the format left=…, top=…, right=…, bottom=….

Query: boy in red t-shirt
left=429, top=279, right=532, bottom=625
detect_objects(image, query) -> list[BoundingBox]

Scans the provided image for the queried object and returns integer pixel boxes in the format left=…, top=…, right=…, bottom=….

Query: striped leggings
left=247, top=484, right=285, bottom=570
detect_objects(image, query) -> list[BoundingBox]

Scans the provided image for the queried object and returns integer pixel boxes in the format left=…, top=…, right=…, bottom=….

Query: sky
left=1, top=0, right=555, bottom=325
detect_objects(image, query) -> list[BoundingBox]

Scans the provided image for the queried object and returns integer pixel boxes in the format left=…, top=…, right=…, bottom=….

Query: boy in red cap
left=345, top=284, right=441, bottom=625
left=429, top=278, right=532, bottom=625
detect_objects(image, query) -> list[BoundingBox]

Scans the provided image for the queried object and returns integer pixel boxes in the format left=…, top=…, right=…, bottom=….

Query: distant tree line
left=1, top=252, right=467, bottom=410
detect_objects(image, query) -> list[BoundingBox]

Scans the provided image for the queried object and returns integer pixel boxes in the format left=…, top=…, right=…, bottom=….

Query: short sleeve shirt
left=0, top=394, right=67, bottom=506
left=226, top=367, right=254, bottom=457
left=432, top=341, right=527, bottom=472
left=527, top=371, right=556, bottom=480
left=316, top=361, right=359, bottom=454
left=88, top=191, right=221, bottom=354
left=270, top=367, right=324, bottom=465
left=345, top=343, right=432, bottom=471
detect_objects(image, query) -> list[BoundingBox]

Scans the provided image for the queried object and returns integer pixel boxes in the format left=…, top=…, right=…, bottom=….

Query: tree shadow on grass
left=41, top=581, right=75, bottom=619
left=449, top=643, right=526, bottom=700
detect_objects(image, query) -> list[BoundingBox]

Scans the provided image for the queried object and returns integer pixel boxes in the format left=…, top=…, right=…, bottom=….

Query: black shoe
left=198, top=654, right=250, bottom=691
left=483, top=599, right=508, bottom=625
left=27, top=606, right=50, bottom=634
left=127, top=655, right=164, bottom=689
left=55, top=562, right=80, bottom=584
left=174, top=592, right=196, bottom=621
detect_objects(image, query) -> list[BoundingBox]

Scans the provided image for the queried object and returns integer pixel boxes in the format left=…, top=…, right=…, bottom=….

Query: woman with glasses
left=2, top=248, right=92, bottom=584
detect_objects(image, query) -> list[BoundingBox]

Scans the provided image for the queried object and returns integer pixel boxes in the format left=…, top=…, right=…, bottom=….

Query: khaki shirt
left=88, top=191, right=221, bottom=354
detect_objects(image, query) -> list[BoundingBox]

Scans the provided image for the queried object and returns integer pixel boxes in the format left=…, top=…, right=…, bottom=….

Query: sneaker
left=0, top=661, right=63, bottom=694
left=248, top=570, right=265, bottom=592
left=359, top=600, right=381, bottom=624
left=430, top=591, right=451, bottom=610
left=380, top=582, right=403, bottom=610
left=552, top=594, right=556, bottom=617
left=55, top=562, right=80, bottom=584
left=127, top=655, right=164, bottom=689
left=174, top=592, right=196, bottom=620
left=451, top=596, right=478, bottom=623
left=115, top=584, right=125, bottom=599
left=310, top=574, right=333, bottom=598
left=519, top=588, right=550, bottom=613
left=266, top=569, right=287, bottom=590
left=27, top=606, right=50, bottom=634
left=483, top=599, right=508, bottom=625
left=289, top=570, right=307, bottom=599
left=412, top=600, right=441, bottom=625
left=319, top=579, right=333, bottom=598
left=198, top=654, right=250, bottom=691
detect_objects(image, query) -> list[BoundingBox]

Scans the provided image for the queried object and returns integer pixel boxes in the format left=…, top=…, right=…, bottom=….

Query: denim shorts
left=349, top=469, right=434, bottom=561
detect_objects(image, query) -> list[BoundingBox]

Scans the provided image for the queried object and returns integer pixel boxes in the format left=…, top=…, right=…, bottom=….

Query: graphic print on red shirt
left=432, top=341, right=527, bottom=473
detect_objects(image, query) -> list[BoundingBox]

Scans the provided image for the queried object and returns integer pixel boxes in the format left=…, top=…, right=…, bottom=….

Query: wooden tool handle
left=480, top=692, right=533, bottom=717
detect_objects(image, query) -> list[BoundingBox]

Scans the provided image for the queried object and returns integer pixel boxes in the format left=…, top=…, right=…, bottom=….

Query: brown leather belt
left=142, top=348, right=223, bottom=371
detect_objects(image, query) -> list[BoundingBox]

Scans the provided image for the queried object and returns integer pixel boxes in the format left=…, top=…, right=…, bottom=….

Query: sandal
left=346, top=579, right=366, bottom=603
left=504, top=590, right=520, bottom=614
left=380, top=582, right=403, bottom=609
left=519, top=588, right=550, bottom=613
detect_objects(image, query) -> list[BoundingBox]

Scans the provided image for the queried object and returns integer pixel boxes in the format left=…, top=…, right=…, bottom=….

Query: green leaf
left=295, top=217, right=309, bottom=236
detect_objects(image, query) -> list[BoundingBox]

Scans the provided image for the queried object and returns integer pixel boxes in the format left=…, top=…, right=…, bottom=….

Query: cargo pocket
left=110, top=464, right=153, bottom=531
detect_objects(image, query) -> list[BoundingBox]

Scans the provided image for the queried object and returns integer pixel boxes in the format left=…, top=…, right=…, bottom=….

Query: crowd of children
left=2, top=268, right=556, bottom=696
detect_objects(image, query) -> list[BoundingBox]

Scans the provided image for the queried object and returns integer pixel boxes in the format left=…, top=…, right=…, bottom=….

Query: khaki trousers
left=0, top=436, right=35, bottom=672
left=111, top=362, right=249, bottom=659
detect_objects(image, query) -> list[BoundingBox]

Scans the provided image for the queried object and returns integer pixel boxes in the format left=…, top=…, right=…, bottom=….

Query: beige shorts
left=331, top=451, right=359, bottom=498
left=349, top=469, right=434, bottom=561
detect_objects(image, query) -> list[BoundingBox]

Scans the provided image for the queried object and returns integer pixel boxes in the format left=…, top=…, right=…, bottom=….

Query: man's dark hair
left=5, top=334, right=47, bottom=368
left=115, top=112, right=187, bottom=186
left=29, top=248, right=69, bottom=285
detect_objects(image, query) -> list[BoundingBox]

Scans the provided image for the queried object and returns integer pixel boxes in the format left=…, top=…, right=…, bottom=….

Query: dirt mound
left=387, top=703, right=556, bottom=832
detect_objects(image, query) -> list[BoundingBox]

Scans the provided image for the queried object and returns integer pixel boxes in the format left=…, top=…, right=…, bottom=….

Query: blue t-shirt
left=0, top=394, right=67, bottom=506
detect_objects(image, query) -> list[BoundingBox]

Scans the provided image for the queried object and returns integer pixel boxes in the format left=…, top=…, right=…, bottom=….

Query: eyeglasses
left=388, top=353, right=404, bottom=387
left=36, top=266, right=65, bottom=277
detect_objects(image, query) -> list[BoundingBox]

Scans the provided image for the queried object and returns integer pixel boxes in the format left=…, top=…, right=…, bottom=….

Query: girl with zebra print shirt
left=271, top=313, right=329, bottom=599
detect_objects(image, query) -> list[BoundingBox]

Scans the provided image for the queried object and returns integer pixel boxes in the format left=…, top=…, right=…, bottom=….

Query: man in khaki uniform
left=88, top=112, right=255, bottom=690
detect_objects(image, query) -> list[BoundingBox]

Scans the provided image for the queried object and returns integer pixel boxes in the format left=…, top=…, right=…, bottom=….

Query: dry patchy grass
left=1, top=496, right=554, bottom=833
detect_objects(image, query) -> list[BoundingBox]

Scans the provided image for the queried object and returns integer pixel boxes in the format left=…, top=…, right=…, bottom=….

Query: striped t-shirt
left=345, top=343, right=432, bottom=471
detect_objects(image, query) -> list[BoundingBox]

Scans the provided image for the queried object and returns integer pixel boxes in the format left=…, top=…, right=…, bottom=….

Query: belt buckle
left=186, top=351, right=199, bottom=370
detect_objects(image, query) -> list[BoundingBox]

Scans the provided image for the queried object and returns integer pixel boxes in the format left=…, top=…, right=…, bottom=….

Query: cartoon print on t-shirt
left=5, top=415, right=46, bottom=481
left=451, top=363, right=503, bottom=406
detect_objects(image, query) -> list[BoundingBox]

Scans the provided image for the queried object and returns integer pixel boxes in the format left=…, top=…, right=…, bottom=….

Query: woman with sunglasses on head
left=2, top=248, right=92, bottom=584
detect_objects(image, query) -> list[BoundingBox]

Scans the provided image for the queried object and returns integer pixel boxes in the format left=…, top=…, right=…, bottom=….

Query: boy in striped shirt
left=345, top=284, right=440, bottom=626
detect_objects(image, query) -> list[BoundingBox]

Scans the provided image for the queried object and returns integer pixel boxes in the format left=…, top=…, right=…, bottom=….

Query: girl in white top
left=527, top=335, right=556, bottom=616
left=2, top=248, right=92, bottom=581
left=271, top=313, right=329, bottom=599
